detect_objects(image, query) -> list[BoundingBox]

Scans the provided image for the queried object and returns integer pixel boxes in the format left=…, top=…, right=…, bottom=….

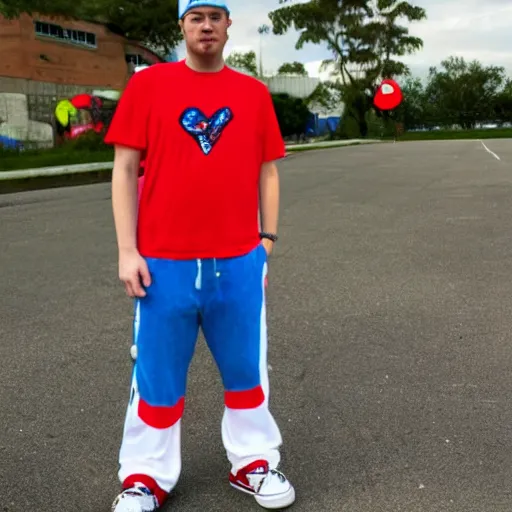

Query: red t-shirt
left=104, top=60, right=285, bottom=259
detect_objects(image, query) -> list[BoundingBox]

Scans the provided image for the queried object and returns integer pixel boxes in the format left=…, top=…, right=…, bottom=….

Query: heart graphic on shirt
left=179, top=107, right=233, bottom=155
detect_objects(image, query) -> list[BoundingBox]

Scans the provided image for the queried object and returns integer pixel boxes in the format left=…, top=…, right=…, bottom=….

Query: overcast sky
left=176, top=0, right=512, bottom=80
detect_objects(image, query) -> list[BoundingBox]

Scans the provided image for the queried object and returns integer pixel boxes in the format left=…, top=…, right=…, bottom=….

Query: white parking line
left=480, top=140, right=501, bottom=160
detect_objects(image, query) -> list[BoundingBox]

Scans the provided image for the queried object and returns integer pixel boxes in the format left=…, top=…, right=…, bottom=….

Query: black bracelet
left=260, top=232, right=278, bottom=242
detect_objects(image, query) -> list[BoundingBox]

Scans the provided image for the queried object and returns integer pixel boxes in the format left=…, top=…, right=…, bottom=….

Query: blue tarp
left=0, top=135, right=23, bottom=150
left=305, top=113, right=341, bottom=136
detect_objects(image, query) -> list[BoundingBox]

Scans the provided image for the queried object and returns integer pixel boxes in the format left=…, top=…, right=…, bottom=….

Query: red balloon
left=70, top=93, right=93, bottom=109
left=374, top=79, right=403, bottom=110
left=70, top=93, right=103, bottom=109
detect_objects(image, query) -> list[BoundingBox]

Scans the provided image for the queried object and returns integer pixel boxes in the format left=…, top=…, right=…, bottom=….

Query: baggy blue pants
left=118, top=244, right=283, bottom=497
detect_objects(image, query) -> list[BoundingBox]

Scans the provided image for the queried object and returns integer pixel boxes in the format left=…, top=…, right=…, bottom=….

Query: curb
left=0, top=161, right=113, bottom=181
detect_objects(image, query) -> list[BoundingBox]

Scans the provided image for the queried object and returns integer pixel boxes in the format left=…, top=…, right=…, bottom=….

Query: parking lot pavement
left=1, top=139, right=512, bottom=511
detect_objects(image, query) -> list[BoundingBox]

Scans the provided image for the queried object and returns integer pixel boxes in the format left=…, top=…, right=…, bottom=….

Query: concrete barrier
left=0, top=161, right=113, bottom=181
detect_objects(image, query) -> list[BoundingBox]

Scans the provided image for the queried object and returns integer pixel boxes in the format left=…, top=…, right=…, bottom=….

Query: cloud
left=176, top=1, right=512, bottom=80
left=401, top=0, right=512, bottom=79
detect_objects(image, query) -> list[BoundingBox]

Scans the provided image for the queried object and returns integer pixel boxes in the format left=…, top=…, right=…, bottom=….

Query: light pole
left=257, top=24, right=270, bottom=77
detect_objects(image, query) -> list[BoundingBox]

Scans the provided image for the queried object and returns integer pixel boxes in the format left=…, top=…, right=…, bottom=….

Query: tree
left=268, top=0, right=426, bottom=137
left=367, top=0, right=426, bottom=80
left=225, top=51, right=258, bottom=76
left=0, top=0, right=183, bottom=52
left=277, top=61, right=308, bottom=76
left=271, top=93, right=311, bottom=138
left=269, top=0, right=375, bottom=87
left=393, top=76, right=425, bottom=129
left=493, top=78, right=512, bottom=126
left=305, top=80, right=343, bottom=115
left=425, top=56, right=507, bottom=129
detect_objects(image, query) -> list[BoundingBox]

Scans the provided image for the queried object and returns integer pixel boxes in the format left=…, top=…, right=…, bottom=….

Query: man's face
left=180, top=7, right=231, bottom=57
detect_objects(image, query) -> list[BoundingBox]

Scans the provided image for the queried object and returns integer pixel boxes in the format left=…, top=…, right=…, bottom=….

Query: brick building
left=0, top=12, right=169, bottom=148
left=0, top=12, right=166, bottom=89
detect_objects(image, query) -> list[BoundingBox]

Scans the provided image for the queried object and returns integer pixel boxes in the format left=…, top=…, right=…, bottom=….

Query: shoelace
left=269, top=469, right=286, bottom=483
left=112, top=485, right=158, bottom=512
left=121, top=486, right=154, bottom=498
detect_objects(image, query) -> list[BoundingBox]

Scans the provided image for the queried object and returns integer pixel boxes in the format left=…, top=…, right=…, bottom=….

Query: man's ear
left=227, top=18, right=232, bottom=28
left=178, top=19, right=185, bottom=35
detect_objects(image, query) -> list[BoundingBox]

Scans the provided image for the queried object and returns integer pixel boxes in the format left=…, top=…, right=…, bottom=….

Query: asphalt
left=1, top=138, right=512, bottom=511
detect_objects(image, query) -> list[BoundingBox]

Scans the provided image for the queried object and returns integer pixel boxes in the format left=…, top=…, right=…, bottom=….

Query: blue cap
left=179, top=0, right=230, bottom=19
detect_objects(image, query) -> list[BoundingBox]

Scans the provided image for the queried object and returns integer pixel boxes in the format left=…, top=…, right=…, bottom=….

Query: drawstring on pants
left=195, top=259, right=202, bottom=290
left=195, top=258, right=221, bottom=291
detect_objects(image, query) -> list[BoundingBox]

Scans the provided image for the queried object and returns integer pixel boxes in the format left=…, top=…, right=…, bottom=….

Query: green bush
left=336, top=116, right=361, bottom=139
left=271, top=93, right=311, bottom=138
left=365, top=109, right=385, bottom=138
left=0, top=132, right=114, bottom=172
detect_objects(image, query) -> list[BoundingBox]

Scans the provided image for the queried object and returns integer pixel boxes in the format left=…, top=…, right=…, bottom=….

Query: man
left=104, top=0, right=295, bottom=511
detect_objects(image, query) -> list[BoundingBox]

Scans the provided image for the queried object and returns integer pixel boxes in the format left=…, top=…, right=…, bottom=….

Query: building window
left=34, top=21, right=97, bottom=49
left=125, top=53, right=152, bottom=66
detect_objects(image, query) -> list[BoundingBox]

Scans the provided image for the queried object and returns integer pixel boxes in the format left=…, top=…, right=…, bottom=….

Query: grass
left=394, top=127, right=512, bottom=142
left=0, top=146, right=114, bottom=172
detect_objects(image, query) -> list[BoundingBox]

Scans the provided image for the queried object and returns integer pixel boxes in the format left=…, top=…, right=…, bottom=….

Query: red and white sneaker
left=111, top=483, right=159, bottom=512
left=229, top=460, right=296, bottom=509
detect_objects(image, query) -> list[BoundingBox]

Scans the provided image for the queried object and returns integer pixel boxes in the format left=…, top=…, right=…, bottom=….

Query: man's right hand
left=118, top=248, right=152, bottom=298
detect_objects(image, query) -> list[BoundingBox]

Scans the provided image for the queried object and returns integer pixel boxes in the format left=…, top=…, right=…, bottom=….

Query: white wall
left=262, top=76, right=320, bottom=99
left=0, top=93, right=53, bottom=147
